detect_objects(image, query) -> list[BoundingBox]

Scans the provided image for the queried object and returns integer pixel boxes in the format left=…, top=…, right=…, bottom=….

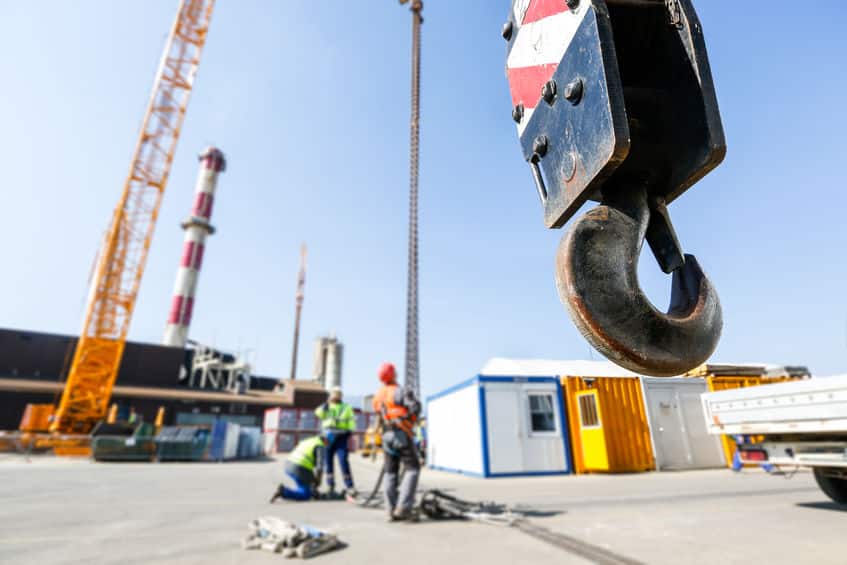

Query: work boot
left=391, top=508, right=412, bottom=522
left=344, top=488, right=358, bottom=504
left=385, top=508, right=397, bottom=522
left=392, top=507, right=420, bottom=523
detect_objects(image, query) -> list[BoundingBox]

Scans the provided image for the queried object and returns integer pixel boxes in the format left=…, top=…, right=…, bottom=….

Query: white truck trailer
left=701, top=375, right=847, bottom=503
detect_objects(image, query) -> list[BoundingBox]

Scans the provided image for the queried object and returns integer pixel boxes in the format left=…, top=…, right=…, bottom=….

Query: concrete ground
left=0, top=453, right=845, bottom=564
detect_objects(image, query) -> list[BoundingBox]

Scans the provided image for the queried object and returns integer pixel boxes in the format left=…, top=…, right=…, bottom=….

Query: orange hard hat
left=378, top=362, right=397, bottom=384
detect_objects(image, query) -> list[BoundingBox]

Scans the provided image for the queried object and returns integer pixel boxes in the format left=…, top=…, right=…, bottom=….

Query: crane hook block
left=505, top=0, right=726, bottom=375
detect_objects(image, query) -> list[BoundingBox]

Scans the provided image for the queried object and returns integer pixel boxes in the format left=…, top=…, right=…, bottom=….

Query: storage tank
left=312, top=335, right=343, bottom=389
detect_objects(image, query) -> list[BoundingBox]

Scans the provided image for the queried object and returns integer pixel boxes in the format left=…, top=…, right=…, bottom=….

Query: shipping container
left=642, top=377, right=726, bottom=470
left=562, top=376, right=654, bottom=473
left=263, top=408, right=299, bottom=432
left=297, top=411, right=319, bottom=431
left=563, top=376, right=726, bottom=472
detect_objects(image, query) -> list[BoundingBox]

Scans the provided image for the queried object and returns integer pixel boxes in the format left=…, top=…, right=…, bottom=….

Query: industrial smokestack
left=163, top=147, right=226, bottom=347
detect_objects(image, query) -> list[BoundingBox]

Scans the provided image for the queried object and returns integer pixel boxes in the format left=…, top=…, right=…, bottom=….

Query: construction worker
left=269, top=434, right=327, bottom=503
left=372, top=362, right=421, bottom=521
left=314, top=386, right=356, bottom=495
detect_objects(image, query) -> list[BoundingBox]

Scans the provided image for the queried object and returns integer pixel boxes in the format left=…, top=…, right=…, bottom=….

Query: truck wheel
left=813, top=468, right=847, bottom=504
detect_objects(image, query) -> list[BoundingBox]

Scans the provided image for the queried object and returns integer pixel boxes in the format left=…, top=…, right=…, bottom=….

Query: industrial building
left=0, top=144, right=336, bottom=437
left=0, top=327, right=326, bottom=431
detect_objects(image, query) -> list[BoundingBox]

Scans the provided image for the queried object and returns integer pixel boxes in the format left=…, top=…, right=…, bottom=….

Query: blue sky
left=1, top=1, right=846, bottom=398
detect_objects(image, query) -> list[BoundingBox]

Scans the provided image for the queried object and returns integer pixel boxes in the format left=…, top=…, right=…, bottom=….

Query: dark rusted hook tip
left=555, top=190, right=722, bottom=377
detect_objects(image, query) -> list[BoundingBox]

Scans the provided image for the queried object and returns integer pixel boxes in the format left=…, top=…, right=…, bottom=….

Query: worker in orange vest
left=372, top=362, right=421, bottom=521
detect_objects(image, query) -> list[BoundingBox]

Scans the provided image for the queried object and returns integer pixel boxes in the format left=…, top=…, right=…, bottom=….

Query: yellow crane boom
left=51, top=0, right=216, bottom=434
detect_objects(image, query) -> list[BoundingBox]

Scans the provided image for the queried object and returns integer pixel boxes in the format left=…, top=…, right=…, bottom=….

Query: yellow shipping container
left=562, top=376, right=654, bottom=474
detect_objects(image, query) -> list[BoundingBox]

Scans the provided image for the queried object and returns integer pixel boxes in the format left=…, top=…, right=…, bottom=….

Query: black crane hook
left=556, top=187, right=721, bottom=376
left=504, top=0, right=726, bottom=376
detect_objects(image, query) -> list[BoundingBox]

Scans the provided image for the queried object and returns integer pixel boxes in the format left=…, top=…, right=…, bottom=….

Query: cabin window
left=578, top=393, right=601, bottom=428
left=528, top=393, right=557, bottom=433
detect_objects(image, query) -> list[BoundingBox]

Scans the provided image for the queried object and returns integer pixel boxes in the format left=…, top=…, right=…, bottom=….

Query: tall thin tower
left=289, top=243, right=307, bottom=380
left=402, top=0, right=423, bottom=397
left=163, top=147, right=226, bottom=347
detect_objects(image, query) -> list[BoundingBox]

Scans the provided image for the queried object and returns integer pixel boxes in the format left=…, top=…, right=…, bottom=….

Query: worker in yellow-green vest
left=269, top=434, right=327, bottom=503
left=315, top=387, right=356, bottom=495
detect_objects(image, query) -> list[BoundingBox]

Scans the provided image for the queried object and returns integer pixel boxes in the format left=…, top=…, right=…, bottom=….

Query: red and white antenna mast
left=289, top=243, right=307, bottom=380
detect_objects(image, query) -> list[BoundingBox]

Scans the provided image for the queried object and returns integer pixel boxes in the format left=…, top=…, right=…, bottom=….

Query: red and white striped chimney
left=163, top=147, right=226, bottom=347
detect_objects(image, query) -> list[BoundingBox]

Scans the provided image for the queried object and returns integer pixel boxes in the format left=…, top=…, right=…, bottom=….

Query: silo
left=312, top=336, right=343, bottom=389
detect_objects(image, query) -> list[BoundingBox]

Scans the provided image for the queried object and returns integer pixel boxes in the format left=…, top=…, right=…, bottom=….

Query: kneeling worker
left=269, top=434, right=327, bottom=503
left=315, top=386, right=356, bottom=495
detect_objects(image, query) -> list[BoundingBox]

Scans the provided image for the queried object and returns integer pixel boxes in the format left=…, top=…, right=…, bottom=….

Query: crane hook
left=503, top=0, right=727, bottom=375
left=556, top=187, right=721, bottom=377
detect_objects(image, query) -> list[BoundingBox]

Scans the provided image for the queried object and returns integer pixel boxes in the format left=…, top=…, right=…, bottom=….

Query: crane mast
left=51, top=0, right=216, bottom=433
left=400, top=0, right=423, bottom=398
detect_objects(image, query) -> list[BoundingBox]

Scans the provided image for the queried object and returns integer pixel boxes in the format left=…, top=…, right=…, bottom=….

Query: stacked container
left=297, top=411, right=319, bottom=432
left=262, top=406, right=367, bottom=455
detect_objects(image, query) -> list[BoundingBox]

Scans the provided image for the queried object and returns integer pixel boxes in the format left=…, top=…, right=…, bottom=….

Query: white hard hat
left=329, top=386, right=342, bottom=397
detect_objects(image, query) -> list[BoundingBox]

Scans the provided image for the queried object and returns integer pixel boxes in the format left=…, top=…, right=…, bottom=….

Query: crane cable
left=404, top=0, right=423, bottom=398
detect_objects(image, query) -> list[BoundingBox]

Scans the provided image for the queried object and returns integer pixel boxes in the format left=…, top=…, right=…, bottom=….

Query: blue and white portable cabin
left=426, top=362, right=571, bottom=477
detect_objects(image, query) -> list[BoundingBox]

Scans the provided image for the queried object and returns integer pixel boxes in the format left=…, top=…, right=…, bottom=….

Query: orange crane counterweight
left=51, top=0, right=217, bottom=434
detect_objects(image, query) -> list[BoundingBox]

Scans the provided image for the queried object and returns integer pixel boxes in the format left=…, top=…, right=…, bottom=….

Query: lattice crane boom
left=51, top=0, right=216, bottom=433
left=400, top=0, right=423, bottom=398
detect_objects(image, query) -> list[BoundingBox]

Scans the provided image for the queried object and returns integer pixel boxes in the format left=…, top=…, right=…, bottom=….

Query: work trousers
left=279, top=461, right=314, bottom=501
left=325, top=432, right=353, bottom=490
left=384, top=440, right=420, bottom=514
